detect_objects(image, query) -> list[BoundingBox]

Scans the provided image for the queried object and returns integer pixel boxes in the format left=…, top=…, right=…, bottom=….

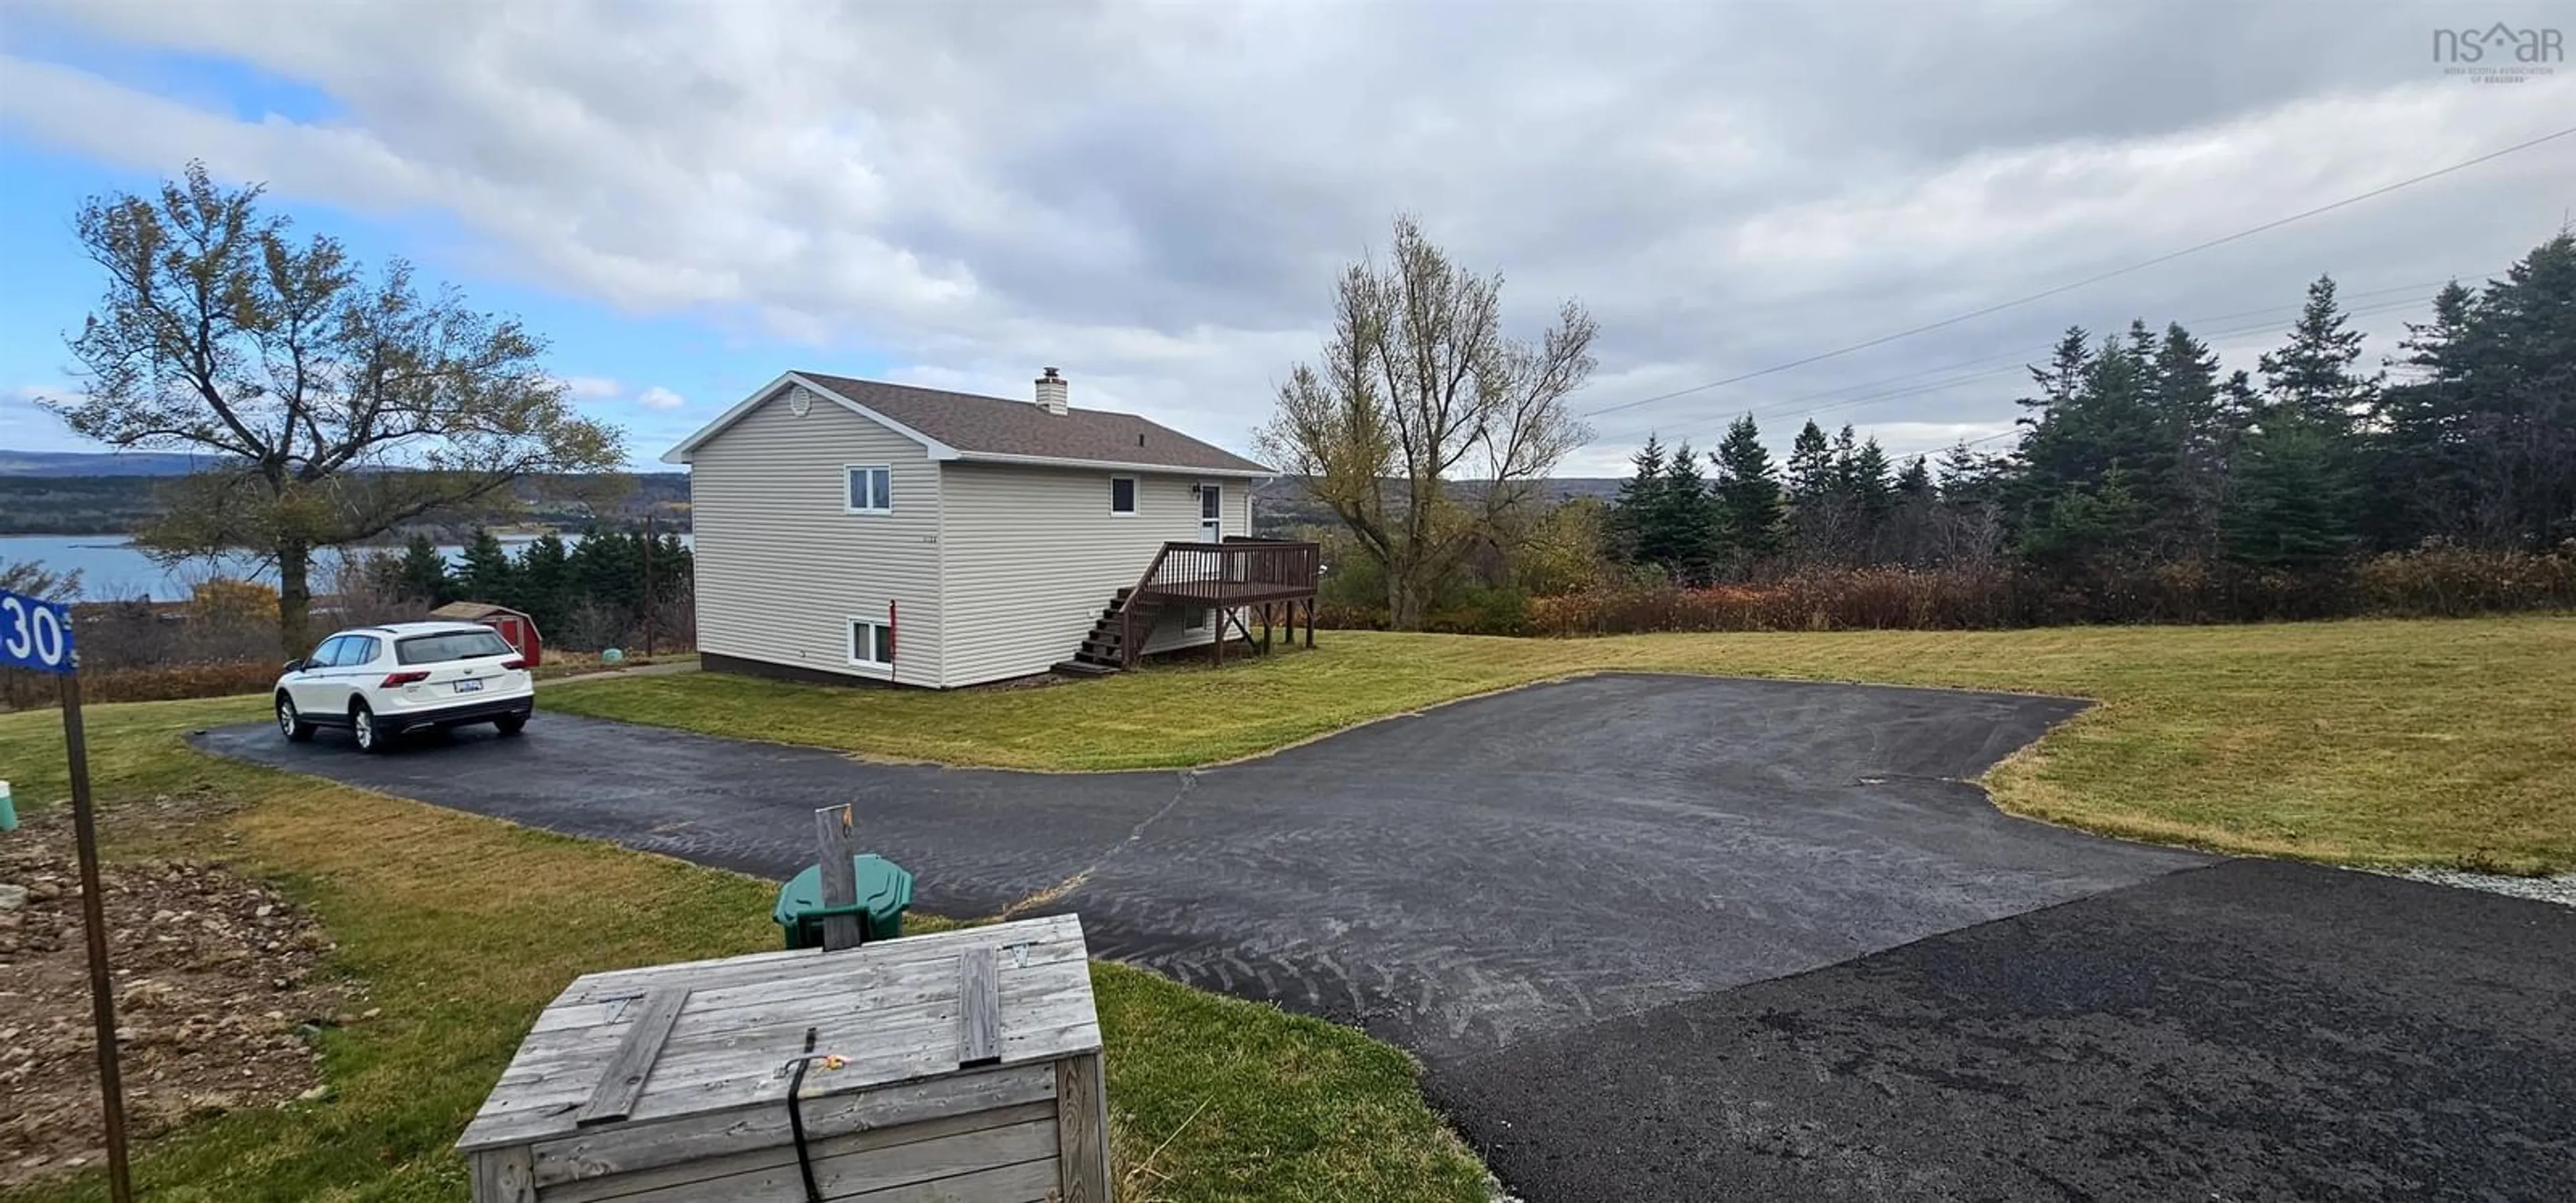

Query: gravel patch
left=0, top=805, right=357, bottom=1188
left=2380, top=867, right=2576, bottom=907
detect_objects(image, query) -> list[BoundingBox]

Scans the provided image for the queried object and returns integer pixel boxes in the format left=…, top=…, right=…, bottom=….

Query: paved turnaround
left=194, top=674, right=2576, bottom=1202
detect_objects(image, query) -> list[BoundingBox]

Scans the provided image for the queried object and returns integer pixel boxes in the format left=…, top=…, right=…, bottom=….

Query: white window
left=849, top=617, right=894, bottom=668
left=845, top=465, right=892, bottom=514
left=1183, top=607, right=1208, bottom=630
left=1110, top=476, right=1138, bottom=516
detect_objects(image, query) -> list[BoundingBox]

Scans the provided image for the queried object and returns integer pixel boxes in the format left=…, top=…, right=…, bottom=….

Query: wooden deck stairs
left=1051, top=539, right=1319, bottom=678
left=1055, top=587, right=1161, bottom=676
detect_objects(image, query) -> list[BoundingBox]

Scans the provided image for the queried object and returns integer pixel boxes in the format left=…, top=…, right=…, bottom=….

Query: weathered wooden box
left=458, top=914, right=1107, bottom=1202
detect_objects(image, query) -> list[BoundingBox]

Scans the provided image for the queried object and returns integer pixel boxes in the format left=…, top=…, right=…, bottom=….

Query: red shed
left=428, top=600, right=544, bottom=667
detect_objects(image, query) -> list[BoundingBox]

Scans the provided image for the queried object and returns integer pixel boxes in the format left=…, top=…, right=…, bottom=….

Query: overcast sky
left=1, top=0, right=2569, bottom=474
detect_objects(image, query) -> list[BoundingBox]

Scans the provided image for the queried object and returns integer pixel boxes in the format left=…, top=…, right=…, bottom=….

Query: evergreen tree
left=2259, top=274, right=2377, bottom=435
left=2006, top=329, right=2094, bottom=531
left=458, top=527, right=517, bottom=603
left=2148, top=323, right=2226, bottom=556
left=1933, top=441, right=2009, bottom=566
left=1937, top=441, right=2004, bottom=505
left=1650, top=440, right=1719, bottom=584
left=1874, top=454, right=1940, bottom=567
left=1709, top=414, right=1786, bottom=563
left=2023, top=328, right=2092, bottom=414
left=513, top=533, right=576, bottom=633
left=2004, top=315, right=2265, bottom=567
left=571, top=527, right=645, bottom=635
left=1847, top=435, right=1895, bottom=517
left=2368, top=280, right=2478, bottom=547
left=647, top=531, right=694, bottom=609
left=2019, top=471, right=2149, bottom=574
left=1784, top=419, right=1849, bottom=564
left=2222, top=415, right=2353, bottom=570
left=1786, top=420, right=1835, bottom=500
left=2216, top=369, right=2264, bottom=449
left=1607, top=436, right=1668, bottom=566
left=1894, top=455, right=1933, bottom=498
left=2370, top=236, right=2576, bottom=547
left=2124, top=317, right=2159, bottom=366
left=1827, top=424, right=1862, bottom=494
left=393, top=533, right=453, bottom=604
left=2149, top=323, right=2223, bottom=435
left=2452, top=234, right=2576, bottom=545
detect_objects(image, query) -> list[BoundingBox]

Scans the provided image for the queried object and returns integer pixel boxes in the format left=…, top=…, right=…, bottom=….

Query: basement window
left=845, top=465, right=892, bottom=515
left=1110, top=476, right=1138, bottom=516
left=849, top=617, right=893, bottom=668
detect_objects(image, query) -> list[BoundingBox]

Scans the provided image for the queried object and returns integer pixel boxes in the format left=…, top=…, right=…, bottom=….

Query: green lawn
left=0, top=697, right=1489, bottom=1203
left=547, top=617, right=2576, bottom=874
left=9, top=617, right=2567, bottom=1198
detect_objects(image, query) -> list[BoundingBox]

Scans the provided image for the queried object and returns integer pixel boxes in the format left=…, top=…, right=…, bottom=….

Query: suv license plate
left=453, top=678, right=484, bottom=693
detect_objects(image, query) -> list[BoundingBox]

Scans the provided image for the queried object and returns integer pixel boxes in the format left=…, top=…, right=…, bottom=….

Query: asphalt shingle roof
left=796, top=371, right=1271, bottom=475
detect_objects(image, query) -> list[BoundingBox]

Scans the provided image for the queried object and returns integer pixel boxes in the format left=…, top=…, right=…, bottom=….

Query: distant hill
left=0, top=462, right=694, bottom=537
left=0, top=450, right=226, bottom=477
left=1250, top=476, right=1621, bottom=536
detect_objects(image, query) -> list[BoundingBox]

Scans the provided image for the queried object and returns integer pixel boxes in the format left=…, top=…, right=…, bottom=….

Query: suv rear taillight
left=381, top=671, right=431, bottom=687
left=502, top=658, right=528, bottom=670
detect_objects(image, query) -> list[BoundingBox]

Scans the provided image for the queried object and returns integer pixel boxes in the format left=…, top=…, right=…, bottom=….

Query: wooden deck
left=1132, top=540, right=1322, bottom=607
left=1061, top=539, right=1320, bottom=674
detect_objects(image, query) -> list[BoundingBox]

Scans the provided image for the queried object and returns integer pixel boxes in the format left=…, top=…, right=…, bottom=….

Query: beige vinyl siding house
left=941, top=462, right=1252, bottom=686
left=667, top=370, right=1279, bottom=689
left=684, top=388, right=947, bottom=687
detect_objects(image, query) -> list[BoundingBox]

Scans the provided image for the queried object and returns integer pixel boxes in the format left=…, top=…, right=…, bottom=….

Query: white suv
left=275, top=621, right=536, bottom=752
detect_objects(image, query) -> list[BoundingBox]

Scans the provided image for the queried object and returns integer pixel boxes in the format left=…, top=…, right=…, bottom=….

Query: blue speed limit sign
left=0, top=588, right=75, bottom=675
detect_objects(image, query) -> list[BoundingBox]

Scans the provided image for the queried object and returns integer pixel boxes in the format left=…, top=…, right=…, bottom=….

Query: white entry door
left=1199, top=483, right=1222, bottom=541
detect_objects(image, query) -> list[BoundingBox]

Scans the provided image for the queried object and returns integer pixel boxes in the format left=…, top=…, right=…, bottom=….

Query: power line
left=1579, top=125, right=2576, bottom=421
left=1606, top=274, right=2453, bottom=441
left=1592, top=291, right=2440, bottom=465
left=1585, top=284, right=2453, bottom=450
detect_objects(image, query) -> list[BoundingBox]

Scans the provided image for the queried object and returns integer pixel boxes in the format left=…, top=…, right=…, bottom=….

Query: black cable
left=788, top=1026, right=822, bottom=1203
left=1579, top=125, right=2576, bottom=420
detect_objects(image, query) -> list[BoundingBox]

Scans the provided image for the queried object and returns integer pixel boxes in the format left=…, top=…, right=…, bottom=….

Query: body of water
left=0, top=532, right=690, bottom=602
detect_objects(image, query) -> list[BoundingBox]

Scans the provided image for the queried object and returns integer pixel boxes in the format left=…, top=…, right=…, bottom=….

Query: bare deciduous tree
left=1257, top=215, right=1595, bottom=629
left=45, top=162, right=625, bottom=653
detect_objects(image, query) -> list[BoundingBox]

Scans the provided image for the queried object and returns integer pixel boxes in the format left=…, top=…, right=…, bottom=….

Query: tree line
left=1603, top=232, right=2576, bottom=592
left=362, top=527, right=694, bottom=651
left=1263, top=219, right=2574, bottom=631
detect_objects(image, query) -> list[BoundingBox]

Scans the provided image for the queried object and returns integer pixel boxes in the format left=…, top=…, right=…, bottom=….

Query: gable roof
left=662, top=370, right=1273, bottom=478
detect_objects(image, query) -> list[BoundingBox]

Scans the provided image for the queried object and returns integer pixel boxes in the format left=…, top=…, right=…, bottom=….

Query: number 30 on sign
left=0, top=588, right=76, bottom=675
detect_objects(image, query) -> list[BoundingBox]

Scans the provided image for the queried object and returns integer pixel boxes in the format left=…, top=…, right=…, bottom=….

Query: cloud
left=635, top=385, right=686, bottom=411
left=2, top=0, right=2569, bottom=474
left=0, top=383, right=84, bottom=451
left=557, top=375, right=621, bottom=400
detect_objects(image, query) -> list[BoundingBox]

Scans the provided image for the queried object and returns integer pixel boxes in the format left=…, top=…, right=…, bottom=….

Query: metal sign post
left=1, top=587, right=131, bottom=1203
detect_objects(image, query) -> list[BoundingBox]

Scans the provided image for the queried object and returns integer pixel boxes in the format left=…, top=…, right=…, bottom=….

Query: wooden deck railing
left=1116, top=539, right=1320, bottom=667
left=1136, top=539, right=1319, bottom=603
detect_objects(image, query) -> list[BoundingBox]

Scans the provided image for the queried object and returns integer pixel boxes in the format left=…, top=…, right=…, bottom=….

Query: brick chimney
left=1034, top=366, right=1069, bottom=415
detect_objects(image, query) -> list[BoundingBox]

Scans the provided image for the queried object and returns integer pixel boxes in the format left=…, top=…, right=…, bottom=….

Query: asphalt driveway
left=192, top=673, right=2576, bottom=1201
